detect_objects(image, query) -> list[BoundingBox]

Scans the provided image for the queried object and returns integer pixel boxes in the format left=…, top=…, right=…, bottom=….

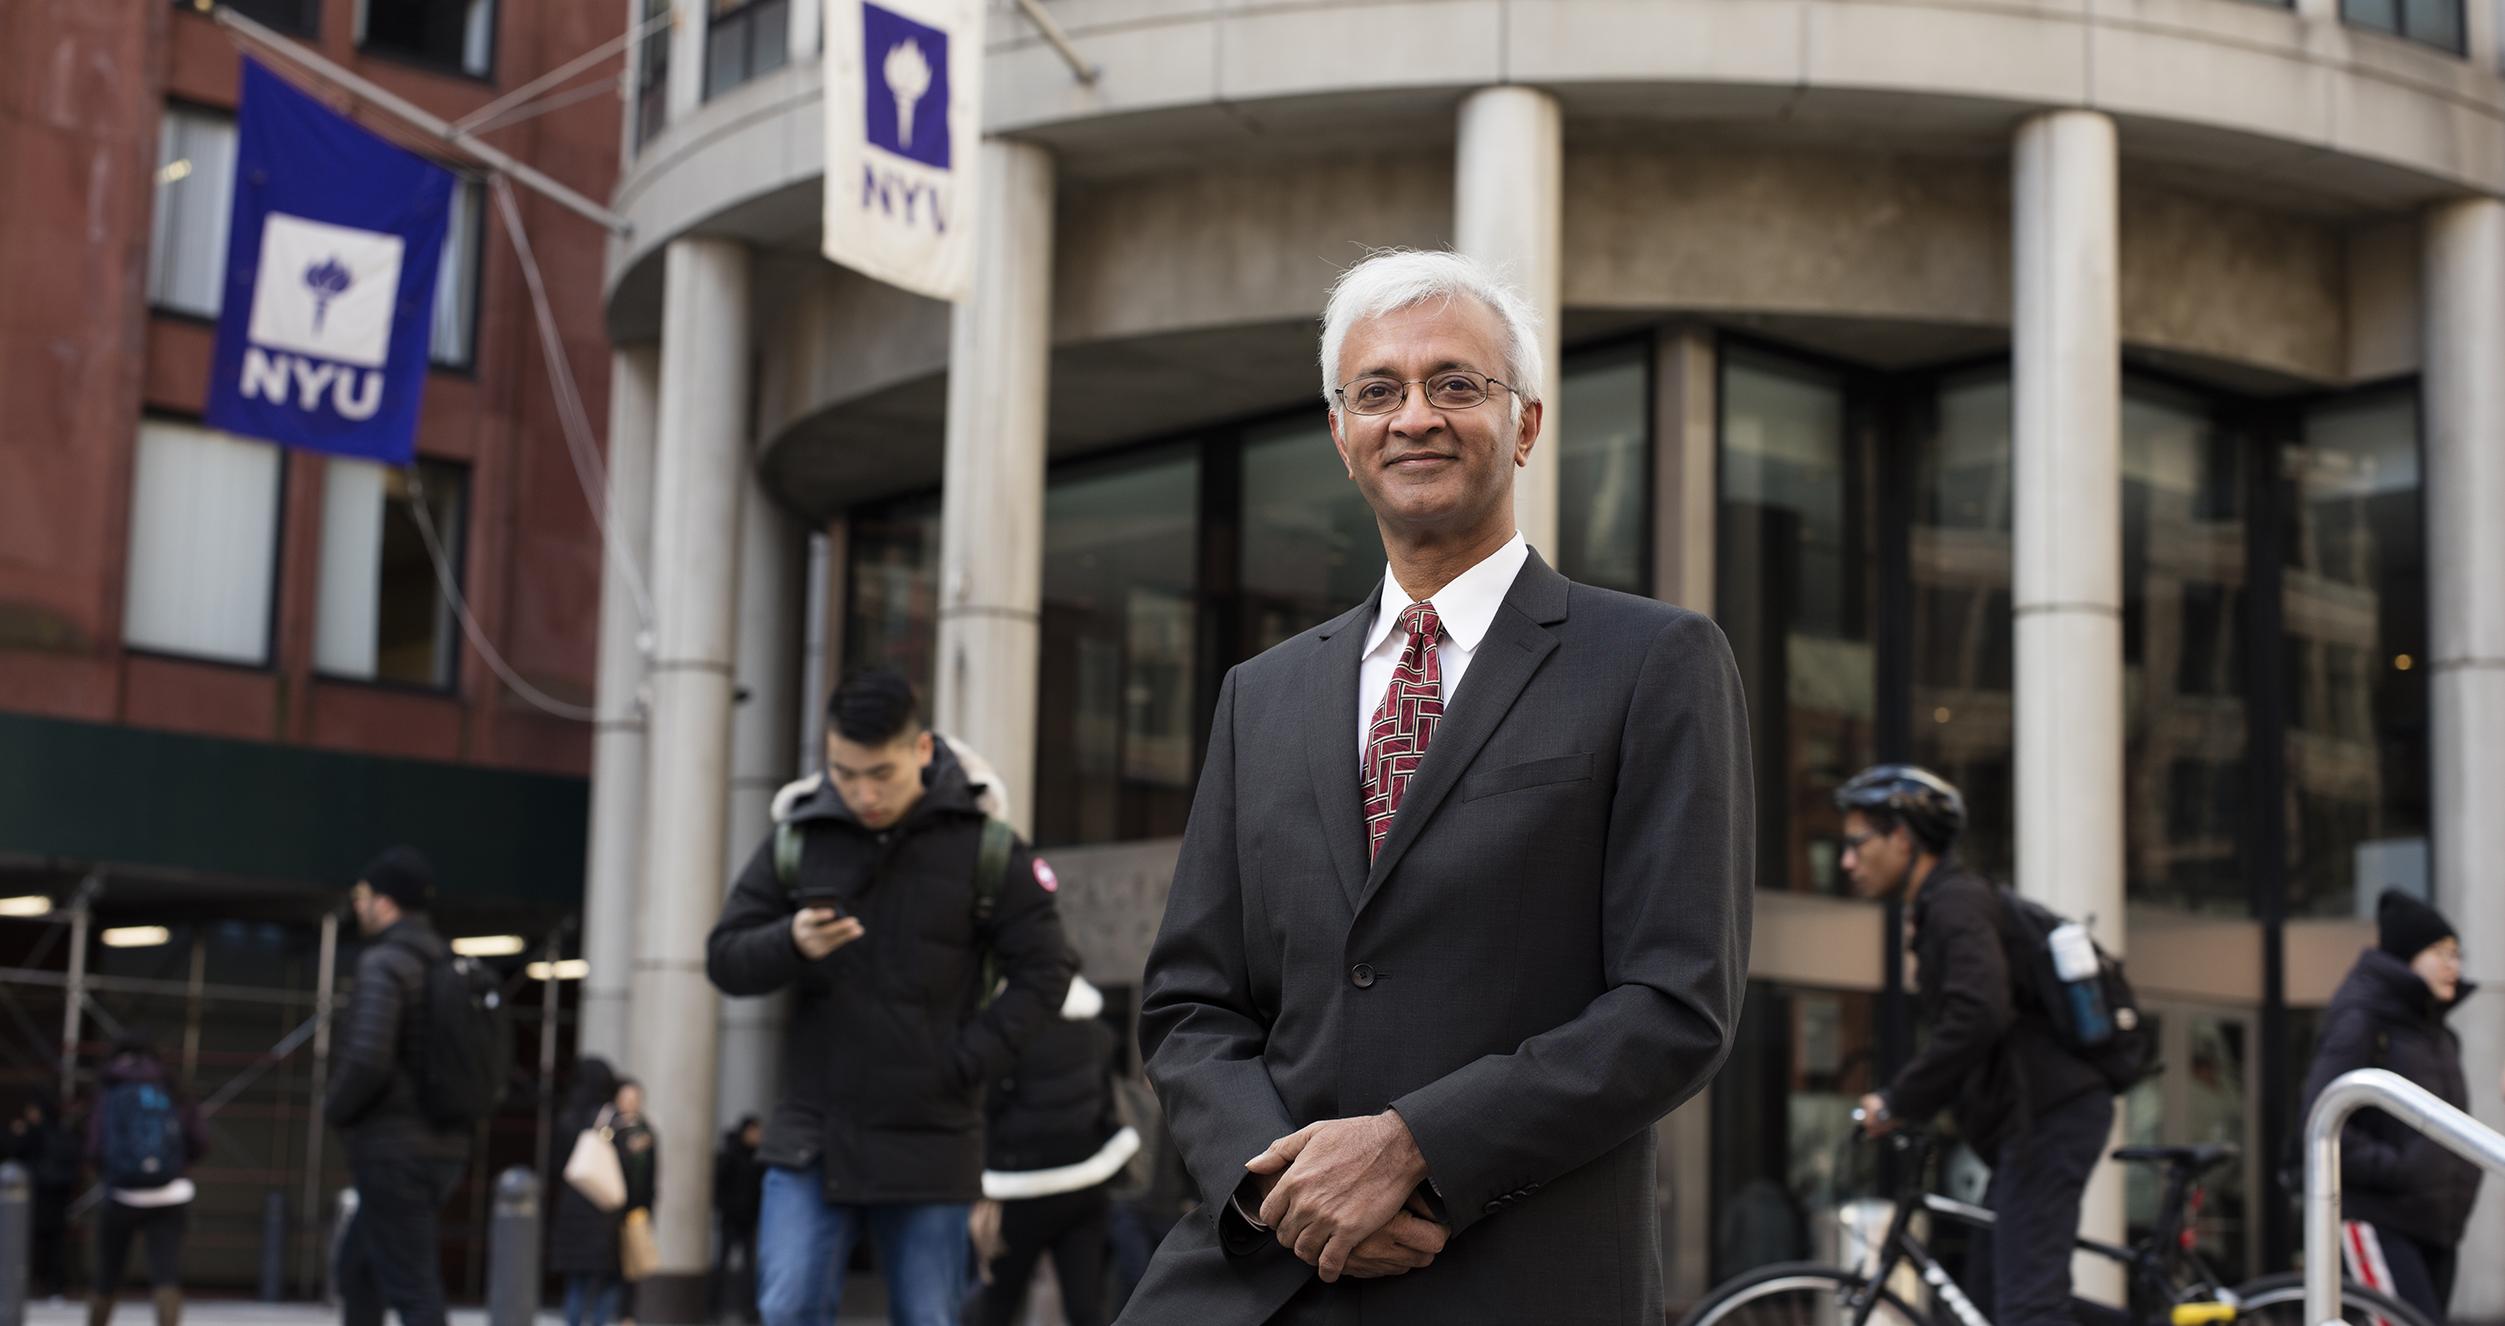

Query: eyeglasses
left=1841, top=831, right=1879, bottom=852
left=1334, top=371, right=1517, bottom=417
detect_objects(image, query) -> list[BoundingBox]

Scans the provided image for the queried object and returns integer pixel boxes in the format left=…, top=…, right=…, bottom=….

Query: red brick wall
left=0, top=0, right=625, bottom=780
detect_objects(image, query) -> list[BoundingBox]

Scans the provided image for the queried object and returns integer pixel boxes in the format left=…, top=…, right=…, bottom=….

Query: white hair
left=1317, top=249, right=1544, bottom=415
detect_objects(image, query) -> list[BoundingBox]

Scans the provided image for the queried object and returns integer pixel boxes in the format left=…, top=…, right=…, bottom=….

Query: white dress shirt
left=1356, top=532, right=1531, bottom=762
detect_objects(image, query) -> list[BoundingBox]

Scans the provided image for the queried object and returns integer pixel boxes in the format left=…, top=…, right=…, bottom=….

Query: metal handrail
left=2304, top=1068, right=2505, bottom=1326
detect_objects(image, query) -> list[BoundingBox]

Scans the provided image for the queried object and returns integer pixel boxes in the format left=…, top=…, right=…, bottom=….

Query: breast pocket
left=1455, top=752, right=1593, bottom=803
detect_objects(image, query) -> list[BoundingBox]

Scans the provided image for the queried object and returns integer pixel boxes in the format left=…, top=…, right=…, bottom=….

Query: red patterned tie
left=1363, top=602, right=1444, bottom=859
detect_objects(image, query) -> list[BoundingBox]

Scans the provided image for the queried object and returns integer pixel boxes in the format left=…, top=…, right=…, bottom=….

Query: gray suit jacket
left=1122, top=552, right=1754, bottom=1325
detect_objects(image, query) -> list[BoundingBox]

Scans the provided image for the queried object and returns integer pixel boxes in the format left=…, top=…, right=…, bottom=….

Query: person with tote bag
left=611, top=1080, right=660, bottom=1326
left=549, top=1060, right=628, bottom=1326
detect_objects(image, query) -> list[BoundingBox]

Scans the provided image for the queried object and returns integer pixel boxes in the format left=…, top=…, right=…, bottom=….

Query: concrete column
left=667, top=0, right=706, bottom=120
left=789, top=0, right=821, bottom=64
left=632, top=236, right=751, bottom=1321
left=1650, top=326, right=1717, bottom=613
left=715, top=472, right=801, bottom=1136
left=1455, top=86, right=1563, bottom=560
left=579, top=346, right=661, bottom=1062
left=934, top=139, right=1054, bottom=835
left=2422, top=196, right=2505, bottom=1323
left=2011, top=109, right=2127, bottom=1298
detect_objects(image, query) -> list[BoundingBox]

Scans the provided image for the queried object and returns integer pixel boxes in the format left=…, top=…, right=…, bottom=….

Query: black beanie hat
left=2378, top=889, right=2455, bottom=961
left=361, top=845, right=435, bottom=913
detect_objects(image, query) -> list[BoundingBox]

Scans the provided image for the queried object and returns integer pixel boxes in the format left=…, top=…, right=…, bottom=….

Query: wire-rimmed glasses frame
left=1333, top=370, right=1518, bottom=417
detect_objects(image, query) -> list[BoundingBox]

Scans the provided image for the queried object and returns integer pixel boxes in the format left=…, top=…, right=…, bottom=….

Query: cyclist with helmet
left=1839, top=764, right=2115, bottom=1326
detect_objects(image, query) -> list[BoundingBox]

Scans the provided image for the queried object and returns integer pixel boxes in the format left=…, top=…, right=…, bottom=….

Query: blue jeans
left=756, top=1165, right=969, bottom=1326
left=564, top=1273, right=624, bottom=1326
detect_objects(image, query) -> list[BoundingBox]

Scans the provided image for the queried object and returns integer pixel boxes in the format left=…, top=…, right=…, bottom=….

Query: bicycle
left=1676, top=1115, right=2435, bottom=1326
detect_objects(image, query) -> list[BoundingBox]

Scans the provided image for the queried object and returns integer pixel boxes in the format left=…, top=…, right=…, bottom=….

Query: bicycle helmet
left=1834, top=764, right=1966, bottom=854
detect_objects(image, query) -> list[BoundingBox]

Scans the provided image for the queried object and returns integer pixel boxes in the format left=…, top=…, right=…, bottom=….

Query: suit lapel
left=1304, top=592, right=1378, bottom=913
left=1357, top=551, right=1569, bottom=915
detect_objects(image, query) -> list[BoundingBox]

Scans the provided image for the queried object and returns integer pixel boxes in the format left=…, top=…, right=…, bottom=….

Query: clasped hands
left=1243, top=1110, right=1451, bottom=1283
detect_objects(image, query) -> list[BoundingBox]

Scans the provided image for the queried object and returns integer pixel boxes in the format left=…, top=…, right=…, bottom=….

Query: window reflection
left=1558, top=350, right=1649, bottom=594
left=1035, top=451, right=1200, bottom=847
left=2122, top=386, right=2250, bottom=914
left=1710, top=982, right=1880, bottom=1279
left=2285, top=390, right=2428, bottom=916
left=844, top=499, right=940, bottom=707
left=1720, top=349, right=1877, bottom=894
left=1242, top=418, right=1384, bottom=653
left=1912, top=373, right=2017, bottom=883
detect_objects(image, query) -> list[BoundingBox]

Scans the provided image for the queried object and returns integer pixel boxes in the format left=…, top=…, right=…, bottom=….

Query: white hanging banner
left=824, top=0, right=983, bottom=302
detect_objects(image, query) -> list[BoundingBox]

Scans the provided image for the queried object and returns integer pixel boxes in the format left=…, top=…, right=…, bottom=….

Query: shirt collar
left=1361, top=532, right=1531, bottom=658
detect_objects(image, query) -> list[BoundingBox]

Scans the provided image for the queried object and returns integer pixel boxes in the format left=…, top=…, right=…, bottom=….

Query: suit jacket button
left=1349, top=963, right=1375, bottom=988
left=1483, top=1200, right=1502, bottom=1215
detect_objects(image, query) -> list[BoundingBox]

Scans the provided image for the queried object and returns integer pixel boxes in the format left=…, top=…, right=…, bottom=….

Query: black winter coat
left=325, top=919, right=468, bottom=1163
left=705, top=740, right=1074, bottom=1204
left=2298, top=948, right=2483, bottom=1248
left=985, top=989, right=1120, bottom=1176
left=547, top=1106, right=623, bottom=1277
left=1883, top=864, right=2108, bottom=1162
left=714, top=1134, right=763, bottom=1235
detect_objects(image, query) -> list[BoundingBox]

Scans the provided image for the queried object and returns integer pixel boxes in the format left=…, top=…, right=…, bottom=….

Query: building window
left=122, top=420, right=284, bottom=666
left=1910, top=370, right=2017, bottom=883
left=1241, top=417, right=1383, bottom=656
left=1035, top=450, right=1202, bottom=847
left=171, top=0, right=318, bottom=34
left=635, top=0, right=672, bottom=148
left=149, top=106, right=238, bottom=319
left=315, top=459, right=466, bottom=687
left=843, top=499, right=942, bottom=706
left=431, top=178, right=482, bottom=368
left=1709, top=982, right=1881, bottom=1280
left=2341, top=0, right=2464, bottom=52
left=2283, top=387, right=2428, bottom=917
left=1719, top=347, right=1878, bottom=895
left=358, top=0, right=495, bottom=78
left=1557, top=347, right=1651, bottom=595
left=706, top=0, right=791, bottom=100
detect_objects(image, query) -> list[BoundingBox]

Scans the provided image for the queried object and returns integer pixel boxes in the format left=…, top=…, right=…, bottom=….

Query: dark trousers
left=2344, top=1220, right=2458, bottom=1326
left=33, top=1185, right=73, bottom=1298
left=713, top=1225, right=759, bottom=1322
left=94, top=1200, right=186, bottom=1299
left=338, top=1153, right=466, bottom=1326
left=975, top=1186, right=1111, bottom=1326
left=1979, top=1089, right=2114, bottom=1326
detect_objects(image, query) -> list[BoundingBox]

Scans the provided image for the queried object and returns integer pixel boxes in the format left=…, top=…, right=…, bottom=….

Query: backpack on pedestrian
left=1998, top=893, right=2155, bottom=1092
left=99, top=1080, right=186, bottom=1190
left=410, top=946, right=513, bottom=1128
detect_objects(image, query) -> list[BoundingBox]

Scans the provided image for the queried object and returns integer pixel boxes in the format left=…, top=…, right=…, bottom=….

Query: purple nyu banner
left=206, top=58, right=452, bottom=465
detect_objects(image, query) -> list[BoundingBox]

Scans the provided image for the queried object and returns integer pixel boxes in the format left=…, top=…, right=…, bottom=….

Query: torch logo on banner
left=237, top=213, right=407, bottom=422
left=859, top=2, right=953, bottom=232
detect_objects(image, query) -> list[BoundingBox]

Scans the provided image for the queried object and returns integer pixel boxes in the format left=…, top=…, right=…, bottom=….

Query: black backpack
left=1997, top=892, right=2155, bottom=1092
left=411, top=946, right=512, bottom=1128
left=775, top=814, right=1017, bottom=1002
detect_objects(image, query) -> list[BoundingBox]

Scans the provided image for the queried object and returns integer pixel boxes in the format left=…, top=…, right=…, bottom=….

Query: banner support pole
left=211, top=5, right=632, bottom=238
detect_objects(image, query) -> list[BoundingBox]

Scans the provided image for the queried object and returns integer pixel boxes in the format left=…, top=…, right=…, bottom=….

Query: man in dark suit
left=1121, top=250, right=1755, bottom=1324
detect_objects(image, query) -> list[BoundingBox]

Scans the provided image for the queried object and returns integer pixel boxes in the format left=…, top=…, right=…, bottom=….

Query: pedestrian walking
left=550, top=1058, right=628, bottom=1326
left=2299, top=890, right=2483, bottom=1325
left=326, top=846, right=479, bottom=1326
left=12, top=1094, right=82, bottom=1301
left=83, top=1037, right=205, bottom=1326
left=713, top=1116, right=765, bottom=1323
left=973, top=974, right=1139, bottom=1326
left=706, top=668, right=1073, bottom=1326
left=610, top=1080, right=656, bottom=1326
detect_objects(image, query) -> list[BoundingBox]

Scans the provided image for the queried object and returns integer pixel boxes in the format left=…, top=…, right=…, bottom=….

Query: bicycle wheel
left=2228, top=1272, right=2439, bottom=1326
left=1678, top=1262, right=1936, bottom=1326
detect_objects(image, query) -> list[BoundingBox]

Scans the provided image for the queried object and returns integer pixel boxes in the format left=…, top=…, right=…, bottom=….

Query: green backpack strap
left=973, top=817, right=1015, bottom=1005
left=773, top=819, right=803, bottom=888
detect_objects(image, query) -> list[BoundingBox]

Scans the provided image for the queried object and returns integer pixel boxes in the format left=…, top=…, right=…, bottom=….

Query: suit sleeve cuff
left=1219, top=1179, right=1273, bottom=1257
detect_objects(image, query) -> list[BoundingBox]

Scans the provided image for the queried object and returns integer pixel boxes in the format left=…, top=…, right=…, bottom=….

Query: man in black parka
left=706, top=668, right=1072, bottom=1326
left=2299, top=890, right=2482, bottom=1325
left=1838, top=765, right=2113, bottom=1326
